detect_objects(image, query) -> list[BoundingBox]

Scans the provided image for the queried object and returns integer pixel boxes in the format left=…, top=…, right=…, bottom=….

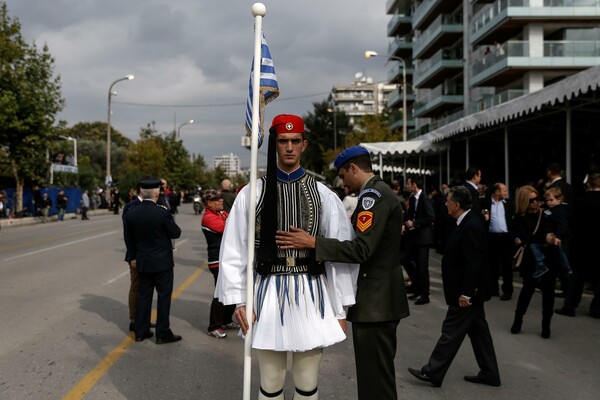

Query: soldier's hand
left=275, top=226, right=316, bottom=249
left=130, top=260, right=137, bottom=269
left=338, top=319, right=347, bottom=333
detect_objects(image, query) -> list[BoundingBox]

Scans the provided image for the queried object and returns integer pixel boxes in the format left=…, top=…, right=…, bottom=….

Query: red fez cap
left=270, top=114, right=304, bottom=135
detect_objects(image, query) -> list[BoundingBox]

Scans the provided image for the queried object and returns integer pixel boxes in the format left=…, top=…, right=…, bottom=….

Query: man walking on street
left=408, top=185, right=500, bottom=388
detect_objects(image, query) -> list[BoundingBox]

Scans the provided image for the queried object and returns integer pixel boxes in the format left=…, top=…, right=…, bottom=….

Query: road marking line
left=62, top=263, right=207, bottom=400
left=0, top=226, right=113, bottom=253
left=104, top=270, right=130, bottom=285
left=174, top=238, right=189, bottom=248
left=3, top=231, right=118, bottom=262
left=103, top=238, right=191, bottom=285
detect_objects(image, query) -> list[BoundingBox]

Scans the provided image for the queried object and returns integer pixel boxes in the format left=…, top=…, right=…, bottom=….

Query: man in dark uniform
left=276, top=145, right=410, bottom=400
left=122, top=180, right=153, bottom=332
left=124, top=178, right=182, bottom=344
left=408, top=185, right=500, bottom=388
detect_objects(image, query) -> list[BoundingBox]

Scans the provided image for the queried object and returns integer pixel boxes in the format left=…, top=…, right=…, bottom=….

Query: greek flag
left=245, top=33, right=279, bottom=148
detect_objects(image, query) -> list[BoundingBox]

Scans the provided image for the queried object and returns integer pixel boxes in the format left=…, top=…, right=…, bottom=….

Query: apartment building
left=386, top=0, right=600, bottom=138
left=328, top=73, right=397, bottom=125
left=213, top=153, right=241, bottom=177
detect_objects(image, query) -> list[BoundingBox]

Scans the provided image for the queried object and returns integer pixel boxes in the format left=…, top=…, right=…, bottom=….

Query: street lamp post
left=58, top=135, right=77, bottom=166
left=365, top=50, right=407, bottom=142
left=106, top=74, right=134, bottom=187
left=327, top=104, right=337, bottom=155
left=177, top=119, right=194, bottom=138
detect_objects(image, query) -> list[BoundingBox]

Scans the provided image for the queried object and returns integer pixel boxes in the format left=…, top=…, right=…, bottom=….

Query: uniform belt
left=255, top=257, right=325, bottom=276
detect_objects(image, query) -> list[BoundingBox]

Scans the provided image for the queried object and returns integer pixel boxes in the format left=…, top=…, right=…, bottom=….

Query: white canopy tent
left=360, top=140, right=449, bottom=185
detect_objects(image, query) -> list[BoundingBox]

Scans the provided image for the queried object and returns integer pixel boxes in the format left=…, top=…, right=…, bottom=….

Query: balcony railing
left=544, top=40, right=600, bottom=57
left=415, top=47, right=463, bottom=77
left=413, top=13, right=463, bottom=56
left=472, top=0, right=600, bottom=36
left=414, top=82, right=463, bottom=107
left=413, top=0, right=449, bottom=29
left=388, top=36, right=413, bottom=56
left=334, top=92, right=375, bottom=100
left=472, top=40, right=600, bottom=76
left=388, top=13, right=412, bottom=36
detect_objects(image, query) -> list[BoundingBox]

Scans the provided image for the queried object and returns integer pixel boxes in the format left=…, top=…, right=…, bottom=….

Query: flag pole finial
left=252, top=3, right=266, bottom=17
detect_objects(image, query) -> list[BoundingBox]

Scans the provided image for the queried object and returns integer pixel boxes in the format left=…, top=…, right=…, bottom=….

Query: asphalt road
left=0, top=203, right=598, bottom=399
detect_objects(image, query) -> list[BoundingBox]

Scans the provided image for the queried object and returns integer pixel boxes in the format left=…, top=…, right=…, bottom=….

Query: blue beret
left=138, top=178, right=161, bottom=189
left=334, top=146, right=369, bottom=170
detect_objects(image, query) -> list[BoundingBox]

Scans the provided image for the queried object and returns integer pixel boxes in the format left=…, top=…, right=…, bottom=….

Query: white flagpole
left=244, top=3, right=266, bottom=400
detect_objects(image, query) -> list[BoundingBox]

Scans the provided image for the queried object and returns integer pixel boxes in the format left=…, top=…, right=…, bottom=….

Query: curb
left=0, top=209, right=113, bottom=229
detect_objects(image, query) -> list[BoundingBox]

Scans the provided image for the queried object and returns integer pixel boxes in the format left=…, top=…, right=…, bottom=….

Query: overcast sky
left=5, top=0, right=390, bottom=168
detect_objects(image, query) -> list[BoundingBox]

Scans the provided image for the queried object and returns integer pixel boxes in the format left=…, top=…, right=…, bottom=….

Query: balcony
left=388, top=37, right=414, bottom=59
left=388, top=107, right=416, bottom=131
left=413, top=14, right=463, bottom=59
left=387, top=61, right=414, bottom=84
left=471, top=0, right=600, bottom=46
left=412, top=0, right=462, bottom=31
left=471, top=40, right=600, bottom=86
left=387, top=86, right=416, bottom=108
left=386, top=0, right=399, bottom=14
left=388, top=13, right=413, bottom=37
left=413, top=83, right=464, bottom=118
left=413, top=48, right=464, bottom=88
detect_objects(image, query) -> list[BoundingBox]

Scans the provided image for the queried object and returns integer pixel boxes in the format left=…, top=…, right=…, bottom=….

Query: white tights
left=256, top=348, right=322, bottom=400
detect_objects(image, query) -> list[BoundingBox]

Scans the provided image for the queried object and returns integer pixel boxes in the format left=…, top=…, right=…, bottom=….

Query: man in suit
left=546, top=163, right=574, bottom=205
left=276, top=145, right=410, bottom=400
left=125, top=178, right=182, bottom=344
left=482, top=182, right=514, bottom=300
left=464, top=166, right=484, bottom=217
left=403, top=175, right=435, bottom=305
left=408, top=185, right=501, bottom=388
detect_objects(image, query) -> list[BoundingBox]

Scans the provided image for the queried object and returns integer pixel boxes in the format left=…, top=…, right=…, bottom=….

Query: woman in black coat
left=511, top=185, right=556, bottom=339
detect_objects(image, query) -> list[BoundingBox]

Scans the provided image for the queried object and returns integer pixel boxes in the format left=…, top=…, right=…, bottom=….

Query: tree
left=125, top=122, right=209, bottom=192
left=344, top=112, right=396, bottom=146
left=0, top=2, right=64, bottom=212
left=302, top=100, right=350, bottom=175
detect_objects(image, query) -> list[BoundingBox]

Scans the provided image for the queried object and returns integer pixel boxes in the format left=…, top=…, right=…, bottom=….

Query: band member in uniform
left=216, top=114, right=357, bottom=400
left=276, top=145, right=410, bottom=400
left=125, top=178, right=182, bottom=344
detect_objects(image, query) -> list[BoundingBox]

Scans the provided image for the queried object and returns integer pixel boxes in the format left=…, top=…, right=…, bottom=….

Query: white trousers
left=256, top=348, right=322, bottom=400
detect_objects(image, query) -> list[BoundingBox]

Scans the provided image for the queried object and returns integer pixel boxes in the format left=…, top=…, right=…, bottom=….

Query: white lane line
left=3, top=230, right=118, bottom=262
left=104, top=269, right=130, bottom=285
left=104, top=238, right=190, bottom=285
left=174, top=238, right=188, bottom=248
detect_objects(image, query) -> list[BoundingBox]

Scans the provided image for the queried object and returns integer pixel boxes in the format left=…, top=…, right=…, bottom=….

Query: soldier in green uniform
left=276, top=145, right=410, bottom=400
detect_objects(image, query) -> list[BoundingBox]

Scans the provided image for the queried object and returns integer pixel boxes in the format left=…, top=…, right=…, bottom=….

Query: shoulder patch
left=158, top=204, right=168, bottom=210
left=361, top=196, right=376, bottom=210
left=359, top=188, right=382, bottom=198
left=356, top=211, right=373, bottom=233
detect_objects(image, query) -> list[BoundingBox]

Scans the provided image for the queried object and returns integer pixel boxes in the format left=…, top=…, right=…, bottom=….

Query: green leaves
left=0, top=2, right=64, bottom=210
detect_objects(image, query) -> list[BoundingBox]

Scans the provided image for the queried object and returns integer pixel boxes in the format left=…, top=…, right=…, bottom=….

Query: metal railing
left=415, top=47, right=463, bottom=77
left=471, top=41, right=528, bottom=76
left=414, top=13, right=463, bottom=54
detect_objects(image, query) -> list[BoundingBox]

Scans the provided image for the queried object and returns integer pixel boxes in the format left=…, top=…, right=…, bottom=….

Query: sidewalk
left=0, top=209, right=112, bottom=229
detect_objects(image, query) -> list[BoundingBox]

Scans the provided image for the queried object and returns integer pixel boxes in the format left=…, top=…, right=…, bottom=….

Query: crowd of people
left=119, top=113, right=597, bottom=399
left=9, top=114, right=596, bottom=399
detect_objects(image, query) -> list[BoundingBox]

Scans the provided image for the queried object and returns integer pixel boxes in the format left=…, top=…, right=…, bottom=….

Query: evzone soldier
left=216, top=114, right=358, bottom=400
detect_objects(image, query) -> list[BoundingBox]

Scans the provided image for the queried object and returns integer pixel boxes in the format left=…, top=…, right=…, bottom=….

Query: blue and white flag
left=245, top=33, right=279, bottom=148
